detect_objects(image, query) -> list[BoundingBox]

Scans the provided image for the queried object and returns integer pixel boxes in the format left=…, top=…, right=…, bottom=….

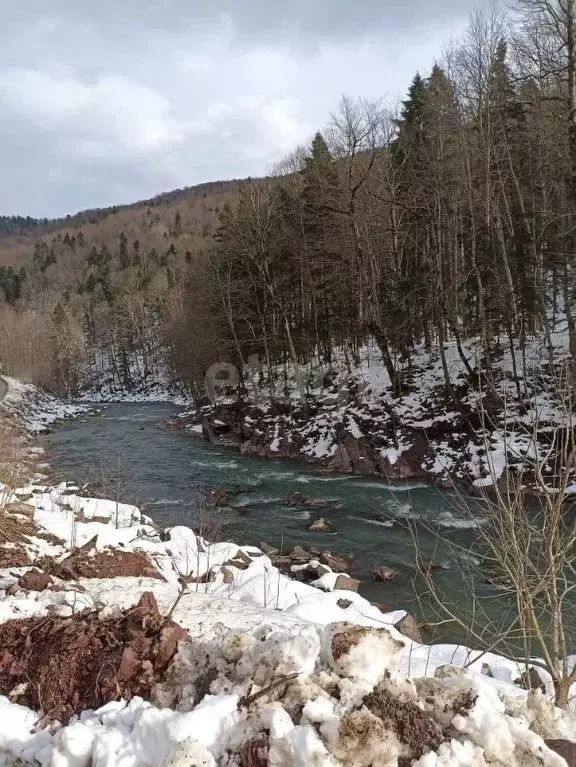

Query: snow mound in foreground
left=0, top=589, right=573, bottom=767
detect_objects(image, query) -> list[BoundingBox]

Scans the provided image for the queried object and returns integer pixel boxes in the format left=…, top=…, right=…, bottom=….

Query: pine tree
left=119, top=231, right=129, bottom=268
left=301, top=132, right=344, bottom=360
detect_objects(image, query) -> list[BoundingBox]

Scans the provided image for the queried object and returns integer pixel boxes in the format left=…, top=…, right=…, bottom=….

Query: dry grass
left=0, top=512, right=37, bottom=545
left=0, top=416, right=29, bottom=492
left=0, top=414, right=34, bottom=544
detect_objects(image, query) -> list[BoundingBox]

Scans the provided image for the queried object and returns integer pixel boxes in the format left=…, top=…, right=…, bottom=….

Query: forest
left=0, top=0, right=574, bottom=406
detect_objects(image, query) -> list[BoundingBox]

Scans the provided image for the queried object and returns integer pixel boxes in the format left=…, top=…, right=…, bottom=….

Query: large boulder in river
left=205, top=489, right=228, bottom=508
left=309, top=517, right=335, bottom=533
left=288, top=491, right=326, bottom=509
left=373, top=565, right=396, bottom=582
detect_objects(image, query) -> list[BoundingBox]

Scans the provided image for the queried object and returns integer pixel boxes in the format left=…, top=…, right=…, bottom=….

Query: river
left=46, top=402, right=492, bottom=633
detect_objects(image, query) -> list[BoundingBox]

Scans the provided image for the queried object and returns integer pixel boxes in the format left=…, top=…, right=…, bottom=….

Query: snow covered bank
left=0, top=377, right=86, bottom=433
left=184, top=329, right=575, bottom=493
left=77, top=354, right=189, bottom=405
left=1, top=378, right=575, bottom=765
left=1, top=477, right=576, bottom=765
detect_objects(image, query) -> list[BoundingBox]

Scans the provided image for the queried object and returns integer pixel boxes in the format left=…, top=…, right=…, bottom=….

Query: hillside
left=0, top=177, right=248, bottom=393
left=0, top=178, right=244, bottom=267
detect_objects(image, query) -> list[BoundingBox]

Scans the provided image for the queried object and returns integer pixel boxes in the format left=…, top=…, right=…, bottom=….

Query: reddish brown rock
left=309, top=517, right=335, bottom=532
left=17, top=570, right=53, bottom=592
left=546, top=740, right=576, bottom=766
left=320, top=551, right=351, bottom=572
left=205, top=489, right=229, bottom=508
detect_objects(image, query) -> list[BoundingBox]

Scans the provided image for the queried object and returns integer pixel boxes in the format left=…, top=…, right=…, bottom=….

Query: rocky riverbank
left=1, top=378, right=576, bottom=765
left=2, top=478, right=576, bottom=766
left=175, top=333, right=576, bottom=499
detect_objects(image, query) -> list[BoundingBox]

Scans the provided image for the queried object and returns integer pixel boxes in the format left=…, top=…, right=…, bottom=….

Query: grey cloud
left=0, top=0, right=480, bottom=217
left=5, top=0, right=476, bottom=44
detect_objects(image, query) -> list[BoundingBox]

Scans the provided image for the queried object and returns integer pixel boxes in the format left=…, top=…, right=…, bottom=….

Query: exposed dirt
left=238, top=734, right=270, bottom=766
left=17, top=569, right=53, bottom=592
left=331, top=625, right=367, bottom=662
left=0, top=591, right=189, bottom=724
left=363, top=686, right=443, bottom=759
left=0, top=546, right=32, bottom=568
left=450, top=689, right=478, bottom=718
left=37, top=538, right=162, bottom=581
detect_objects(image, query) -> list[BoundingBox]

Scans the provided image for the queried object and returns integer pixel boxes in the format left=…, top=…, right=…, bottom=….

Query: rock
left=546, top=739, right=576, bottom=766
left=515, top=666, right=547, bottom=693
left=290, top=545, right=311, bottom=561
left=205, top=489, right=229, bottom=508
left=373, top=566, right=396, bottom=582
left=269, top=555, right=293, bottom=573
left=337, top=598, right=353, bottom=609
left=13, top=493, right=33, bottom=502
left=418, top=557, right=448, bottom=574
left=259, top=541, right=278, bottom=556
left=17, top=570, right=53, bottom=592
left=309, top=546, right=321, bottom=556
left=308, top=517, right=334, bottom=532
left=312, top=562, right=331, bottom=577
left=223, top=550, right=252, bottom=571
left=334, top=575, right=360, bottom=592
left=434, top=665, right=462, bottom=680
left=394, top=614, right=423, bottom=643
left=304, top=497, right=326, bottom=509
left=3, top=502, right=35, bottom=519
left=220, top=567, right=234, bottom=584
left=287, top=491, right=326, bottom=508
left=320, top=551, right=350, bottom=571
left=291, top=565, right=319, bottom=583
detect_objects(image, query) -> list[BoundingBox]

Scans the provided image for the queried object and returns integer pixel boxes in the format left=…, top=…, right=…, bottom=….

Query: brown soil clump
left=0, top=546, right=32, bottom=568
left=238, top=734, right=269, bottom=766
left=331, top=624, right=367, bottom=662
left=37, top=538, right=162, bottom=581
left=17, top=569, right=53, bottom=591
left=363, top=686, right=443, bottom=759
left=0, top=591, right=189, bottom=724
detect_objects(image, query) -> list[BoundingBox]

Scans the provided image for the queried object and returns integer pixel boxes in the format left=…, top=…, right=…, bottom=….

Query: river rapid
left=46, top=402, right=493, bottom=631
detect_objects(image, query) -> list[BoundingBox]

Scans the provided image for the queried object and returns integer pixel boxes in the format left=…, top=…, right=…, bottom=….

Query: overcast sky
left=0, top=0, right=479, bottom=218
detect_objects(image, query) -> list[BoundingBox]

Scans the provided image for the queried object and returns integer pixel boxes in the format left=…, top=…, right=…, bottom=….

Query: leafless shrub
left=414, top=361, right=576, bottom=707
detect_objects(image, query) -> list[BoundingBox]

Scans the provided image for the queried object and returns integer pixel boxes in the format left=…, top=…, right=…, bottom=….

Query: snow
left=1, top=377, right=86, bottom=432
left=1, top=376, right=576, bottom=766
left=77, top=352, right=190, bottom=405
left=206, top=324, right=575, bottom=494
